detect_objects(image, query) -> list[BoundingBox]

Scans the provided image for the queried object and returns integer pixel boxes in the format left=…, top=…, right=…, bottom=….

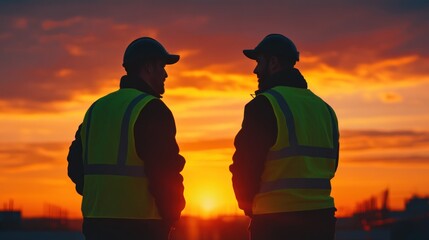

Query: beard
left=257, top=67, right=271, bottom=90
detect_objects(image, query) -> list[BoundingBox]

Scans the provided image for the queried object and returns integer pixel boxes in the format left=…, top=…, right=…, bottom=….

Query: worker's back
left=253, top=86, right=339, bottom=214
left=81, top=88, right=161, bottom=219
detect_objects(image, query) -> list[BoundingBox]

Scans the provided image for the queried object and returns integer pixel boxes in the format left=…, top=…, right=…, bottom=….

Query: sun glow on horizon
left=199, top=192, right=218, bottom=218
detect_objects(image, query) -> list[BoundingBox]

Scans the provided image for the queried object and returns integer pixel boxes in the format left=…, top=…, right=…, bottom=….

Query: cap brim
left=165, top=54, right=180, bottom=65
left=243, top=49, right=258, bottom=60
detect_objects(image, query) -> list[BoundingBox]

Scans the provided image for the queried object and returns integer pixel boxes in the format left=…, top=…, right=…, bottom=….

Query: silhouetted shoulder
left=245, top=94, right=273, bottom=117
left=142, top=98, right=174, bottom=120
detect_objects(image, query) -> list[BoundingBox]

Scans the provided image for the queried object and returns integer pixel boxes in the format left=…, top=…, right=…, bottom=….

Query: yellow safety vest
left=80, top=88, right=161, bottom=219
left=252, top=86, right=339, bottom=214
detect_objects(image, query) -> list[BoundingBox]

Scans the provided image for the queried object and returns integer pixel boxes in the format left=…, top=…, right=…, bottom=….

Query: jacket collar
left=255, top=68, right=308, bottom=95
left=119, top=75, right=162, bottom=98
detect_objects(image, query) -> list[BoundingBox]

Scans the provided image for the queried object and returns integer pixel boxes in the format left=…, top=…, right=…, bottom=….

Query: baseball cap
left=123, top=37, right=180, bottom=67
left=243, top=34, right=299, bottom=61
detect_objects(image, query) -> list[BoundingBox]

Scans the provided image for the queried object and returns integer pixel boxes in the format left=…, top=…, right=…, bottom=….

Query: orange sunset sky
left=1, top=1, right=429, bottom=219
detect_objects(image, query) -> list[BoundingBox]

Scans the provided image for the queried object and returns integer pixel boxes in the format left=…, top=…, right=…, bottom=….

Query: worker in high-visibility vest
left=230, top=34, right=339, bottom=240
left=67, top=37, right=186, bottom=240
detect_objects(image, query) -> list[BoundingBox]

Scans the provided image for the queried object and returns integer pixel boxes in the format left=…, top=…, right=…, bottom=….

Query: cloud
left=341, top=130, right=429, bottom=151
left=0, top=17, right=133, bottom=112
left=41, top=16, right=83, bottom=31
left=346, top=154, right=429, bottom=165
left=0, top=0, right=428, bottom=113
left=379, top=92, right=403, bottom=103
left=180, top=138, right=233, bottom=151
left=0, top=142, right=67, bottom=173
left=339, top=130, right=429, bottom=165
left=65, top=44, right=85, bottom=56
left=13, top=17, right=28, bottom=29
left=178, top=69, right=254, bottom=90
left=55, top=68, right=74, bottom=78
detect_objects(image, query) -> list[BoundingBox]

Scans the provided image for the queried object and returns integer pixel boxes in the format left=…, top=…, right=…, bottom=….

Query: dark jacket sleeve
left=67, top=124, right=84, bottom=195
left=134, top=99, right=186, bottom=226
left=229, top=95, right=276, bottom=216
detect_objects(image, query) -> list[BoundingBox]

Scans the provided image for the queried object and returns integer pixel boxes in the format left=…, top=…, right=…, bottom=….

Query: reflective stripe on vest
left=260, top=89, right=339, bottom=192
left=260, top=178, right=332, bottom=193
left=83, top=93, right=148, bottom=177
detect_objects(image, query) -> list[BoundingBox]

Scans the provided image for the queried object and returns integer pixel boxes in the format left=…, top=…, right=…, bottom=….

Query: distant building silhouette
left=404, top=195, right=429, bottom=217
left=0, top=210, right=21, bottom=230
left=0, top=199, right=21, bottom=230
left=339, top=190, right=429, bottom=240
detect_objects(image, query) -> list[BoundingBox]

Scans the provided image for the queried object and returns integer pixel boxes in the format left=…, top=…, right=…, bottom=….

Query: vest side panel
left=126, top=96, right=157, bottom=166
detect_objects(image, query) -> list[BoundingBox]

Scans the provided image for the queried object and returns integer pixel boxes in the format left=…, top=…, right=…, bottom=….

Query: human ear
left=142, top=63, right=154, bottom=74
left=268, top=56, right=280, bottom=73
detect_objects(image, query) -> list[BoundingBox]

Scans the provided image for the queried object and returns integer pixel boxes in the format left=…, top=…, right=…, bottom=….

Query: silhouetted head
left=123, top=37, right=179, bottom=69
left=243, top=34, right=299, bottom=83
left=243, top=34, right=299, bottom=65
left=122, top=37, right=179, bottom=95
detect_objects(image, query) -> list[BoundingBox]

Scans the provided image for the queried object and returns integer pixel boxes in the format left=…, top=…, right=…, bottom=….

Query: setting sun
left=200, top=194, right=217, bottom=216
